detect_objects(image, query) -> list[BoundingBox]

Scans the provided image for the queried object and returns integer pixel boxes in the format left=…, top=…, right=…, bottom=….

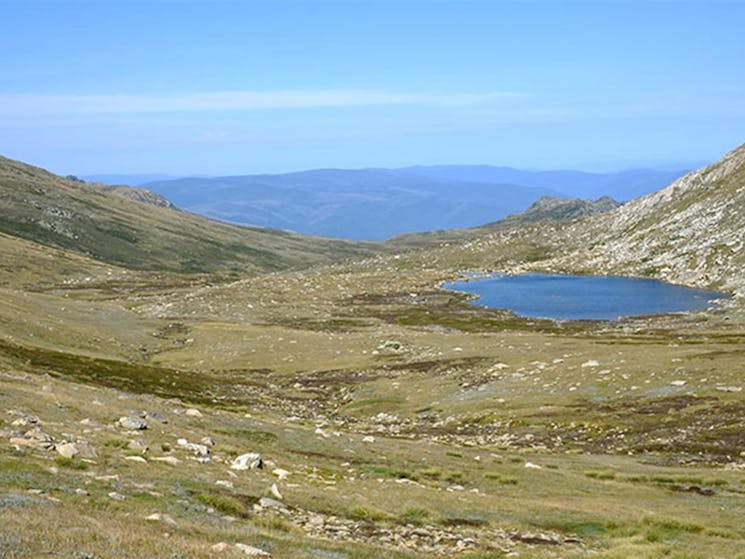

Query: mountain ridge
left=143, top=169, right=562, bottom=240
left=77, top=164, right=689, bottom=242
left=0, top=155, right=375, bottom=276
left=561, top=142, right=745, bottom=295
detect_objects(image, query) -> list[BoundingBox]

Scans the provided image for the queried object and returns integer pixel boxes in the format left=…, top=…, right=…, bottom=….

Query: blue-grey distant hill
left=137, top=165, right=689, bottom=241
left=83, top=173, right=182, bottom=186
left=143, top=169, right=562, bottom=240
left=395, top=165, right=690, bottom=201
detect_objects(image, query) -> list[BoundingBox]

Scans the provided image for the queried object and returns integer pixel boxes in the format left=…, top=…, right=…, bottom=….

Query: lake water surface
left=443, top=273, right=727, bottom=321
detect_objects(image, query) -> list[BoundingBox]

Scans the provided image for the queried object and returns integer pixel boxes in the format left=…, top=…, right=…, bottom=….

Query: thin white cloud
left=0, top=90, right=512, bottom=118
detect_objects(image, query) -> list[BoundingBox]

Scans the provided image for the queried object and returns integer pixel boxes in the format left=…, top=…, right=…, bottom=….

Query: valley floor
left=2, top=255, right=745, bottom=558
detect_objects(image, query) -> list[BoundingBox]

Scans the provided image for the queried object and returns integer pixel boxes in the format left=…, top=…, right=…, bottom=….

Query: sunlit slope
left=396, top=142, right=745, bottom=298
left=560, top=142, right=745, bottom=294
left=0, top=155, right=375, bottom=275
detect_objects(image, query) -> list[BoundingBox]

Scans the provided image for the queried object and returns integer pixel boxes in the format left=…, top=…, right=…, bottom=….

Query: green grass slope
left=0, top=155, right=376, bottom=275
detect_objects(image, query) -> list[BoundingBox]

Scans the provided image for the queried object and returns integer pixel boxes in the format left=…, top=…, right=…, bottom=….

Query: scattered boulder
left=55, top=442, right=79, bottom=459
left=10, top=415, right=40, bottom=428
left=10, top=428, right=55, bottom=450
left=184, top=408, right=203, bottom=418
left=715, top=386, right=742, bottom=393
left=258, top=497, right=287, bottom=511
left=231, top=453, right=263, bottom=471
left=511, top=532, right=561, bottom=545
left=177, top=438, right=210, bottom=459
left=56, top=441, right=97, bottom=459
left=118, top=416, right=148, bottom=430
left=146, top=411, right=168, bottom=423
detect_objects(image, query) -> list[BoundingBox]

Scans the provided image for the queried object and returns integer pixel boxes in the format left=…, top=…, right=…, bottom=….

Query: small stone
left=272, top=468, right=290, bottom=481
left=125, top=456, right=148, bottom=463
left=269, top=483, right=283, bottom=500
left=211, top=542, right=230, bottom=552
left=581, top=360, right=599, bottom=368
left=525, top=462, right=542, bottom=469
left=362, top=435, right=375, bottom=443
left=184, top=408, right=203, bottom=418
left=108, top=491, right=125, bottom=501
left=201, top=436, right=216, bottom=446
left=670, top=380, right=687, bottom=386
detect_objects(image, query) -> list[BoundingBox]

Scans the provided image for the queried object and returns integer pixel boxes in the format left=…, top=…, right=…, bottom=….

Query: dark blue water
left=443, top=273, right=727, bottom=321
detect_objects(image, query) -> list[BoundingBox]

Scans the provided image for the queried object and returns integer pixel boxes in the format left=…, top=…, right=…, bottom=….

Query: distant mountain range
left=395, top=165, right=689, bottom=201
left=131, top=166, right=689, bottom=241
left=82, top=173, right=180, bottom=186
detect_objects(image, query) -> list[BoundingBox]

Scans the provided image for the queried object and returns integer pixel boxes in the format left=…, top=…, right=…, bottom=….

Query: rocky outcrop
left=105, top=186, right=175, bottom=209
left=554, top=142, right=745, bottom=297
left=488, top=195, right=621, bottom=228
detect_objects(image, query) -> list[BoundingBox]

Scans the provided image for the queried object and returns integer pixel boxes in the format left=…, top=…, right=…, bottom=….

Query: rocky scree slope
left=554, top=142, right=745, bottom=298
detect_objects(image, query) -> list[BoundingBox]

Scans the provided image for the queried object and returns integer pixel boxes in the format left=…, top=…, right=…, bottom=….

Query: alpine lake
left=443, top=273, right=728, bottom=321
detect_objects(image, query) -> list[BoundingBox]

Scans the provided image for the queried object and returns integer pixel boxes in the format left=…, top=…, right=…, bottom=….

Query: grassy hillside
left=0, top=155, right=375, bottom=275
left=389, top=195, right=621, bottom=249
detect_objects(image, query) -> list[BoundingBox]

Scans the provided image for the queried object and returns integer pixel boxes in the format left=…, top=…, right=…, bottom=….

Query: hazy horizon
left=79, top=158, right=708, bottom=184
left=2, top=0, right=743, bottom=176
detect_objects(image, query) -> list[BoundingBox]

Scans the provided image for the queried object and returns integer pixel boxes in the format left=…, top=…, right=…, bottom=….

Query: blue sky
left=1, top=0, right=744, bottom=175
